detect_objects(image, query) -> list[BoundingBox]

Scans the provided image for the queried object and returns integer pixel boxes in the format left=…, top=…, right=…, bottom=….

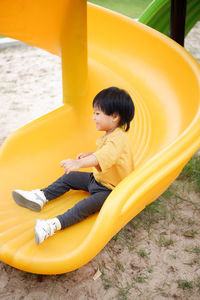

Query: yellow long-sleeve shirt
left=93, top=127, right=134, bottom=190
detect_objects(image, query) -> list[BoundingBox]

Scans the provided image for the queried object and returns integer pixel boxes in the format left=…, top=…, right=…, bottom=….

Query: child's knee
left=78, top=194, right=106, bottom=214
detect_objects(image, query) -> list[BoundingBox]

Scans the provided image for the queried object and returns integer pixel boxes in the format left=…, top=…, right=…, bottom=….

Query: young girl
left=12, top=87, right=135, bottom=244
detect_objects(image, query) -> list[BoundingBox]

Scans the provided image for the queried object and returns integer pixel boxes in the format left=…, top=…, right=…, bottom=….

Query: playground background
left=0, top=1, right=200, bottom=299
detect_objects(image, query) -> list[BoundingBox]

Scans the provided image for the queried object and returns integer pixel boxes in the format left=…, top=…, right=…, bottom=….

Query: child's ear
left=112, top=113, right=120, bottom=123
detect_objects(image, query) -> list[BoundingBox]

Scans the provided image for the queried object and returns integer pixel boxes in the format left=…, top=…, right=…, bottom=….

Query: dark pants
left=42, top=172, right=111, bottom=229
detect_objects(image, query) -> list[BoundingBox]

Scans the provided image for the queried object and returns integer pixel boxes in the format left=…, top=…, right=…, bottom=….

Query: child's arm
left=61, top=154, right=99, bottom=174
left=76, top=152, right=94, bottom=160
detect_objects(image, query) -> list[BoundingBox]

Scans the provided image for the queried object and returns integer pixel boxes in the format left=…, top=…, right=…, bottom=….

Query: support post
left=170, top=0, right=187, bottom=46
left=61, top=0, right=88, bottom=105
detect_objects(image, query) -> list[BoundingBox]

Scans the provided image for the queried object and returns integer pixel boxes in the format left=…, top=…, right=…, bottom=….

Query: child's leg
left=57, top=190, right=111, bottom=229
left=42, top=171, right=91, bottom=200
left=34, top=190, right=111, bottom=244
left=12, top=172, right=91, bottom=212
left=34, top=175, right=112, bottom=244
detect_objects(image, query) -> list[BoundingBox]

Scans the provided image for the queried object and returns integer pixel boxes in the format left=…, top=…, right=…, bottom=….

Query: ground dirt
left=0, top=22, right=199, bottom=300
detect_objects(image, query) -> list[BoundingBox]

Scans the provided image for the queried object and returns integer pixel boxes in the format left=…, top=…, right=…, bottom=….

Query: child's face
left=93, top=106, right=120, bottom=133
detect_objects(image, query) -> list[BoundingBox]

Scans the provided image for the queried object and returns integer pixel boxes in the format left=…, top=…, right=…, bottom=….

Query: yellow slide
left=0, top=1, right=199, bottom=274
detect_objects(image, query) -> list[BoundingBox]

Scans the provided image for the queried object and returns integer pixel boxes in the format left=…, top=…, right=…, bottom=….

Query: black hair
left=93, top=86, right=135, bottom=131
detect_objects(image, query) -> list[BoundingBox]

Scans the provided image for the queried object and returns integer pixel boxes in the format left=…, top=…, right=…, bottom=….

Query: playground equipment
left=0, top=0, right=199, bottom=274
left=139, top=0, right=200, bottom=39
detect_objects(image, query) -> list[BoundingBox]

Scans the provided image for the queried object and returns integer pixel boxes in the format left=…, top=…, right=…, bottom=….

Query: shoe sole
left=12, top=191, right=42, bottom=212
left=35, top=220, right=40, bottom=244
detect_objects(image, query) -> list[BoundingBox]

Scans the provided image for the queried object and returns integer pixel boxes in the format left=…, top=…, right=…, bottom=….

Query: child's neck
left=104, top=126, right=119, bottom=137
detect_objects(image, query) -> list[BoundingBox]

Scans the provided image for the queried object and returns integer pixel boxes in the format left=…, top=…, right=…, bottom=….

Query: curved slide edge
left=139, top=0, right=200, bottom=37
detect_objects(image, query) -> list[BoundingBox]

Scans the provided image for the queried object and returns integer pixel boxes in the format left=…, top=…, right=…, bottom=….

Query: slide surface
left=139, top=0, right=200, bottom=36
left=0, top=1, right=200, bottom=274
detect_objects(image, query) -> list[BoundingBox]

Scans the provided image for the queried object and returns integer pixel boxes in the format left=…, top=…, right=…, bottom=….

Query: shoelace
left=42, top=222, right=57, bottom=239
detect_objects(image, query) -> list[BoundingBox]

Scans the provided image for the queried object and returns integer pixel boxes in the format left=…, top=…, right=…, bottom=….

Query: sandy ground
left=0, top=22, right=200, bottom=300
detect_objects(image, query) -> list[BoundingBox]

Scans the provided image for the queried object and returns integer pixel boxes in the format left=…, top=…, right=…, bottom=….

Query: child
left=12, top=87, right=135, bottom=244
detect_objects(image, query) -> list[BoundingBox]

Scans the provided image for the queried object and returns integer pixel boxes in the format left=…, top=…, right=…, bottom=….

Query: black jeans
left=42, top=172, right=112, bottom=229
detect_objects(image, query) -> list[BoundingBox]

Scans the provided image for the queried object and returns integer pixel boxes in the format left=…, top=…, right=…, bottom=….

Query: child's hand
left=60, top=159, right=81, bottom=174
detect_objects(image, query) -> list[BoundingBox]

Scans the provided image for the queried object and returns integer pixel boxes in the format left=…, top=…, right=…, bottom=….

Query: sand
left=0, top=22, right=199, bottom=300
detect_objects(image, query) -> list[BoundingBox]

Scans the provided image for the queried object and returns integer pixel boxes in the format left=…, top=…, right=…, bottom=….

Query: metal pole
left=170, top=0, right=187, bottom=46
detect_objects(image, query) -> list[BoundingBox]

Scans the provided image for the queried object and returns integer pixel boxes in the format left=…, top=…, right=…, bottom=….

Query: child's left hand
left=60, top=159, right=81, bottom=174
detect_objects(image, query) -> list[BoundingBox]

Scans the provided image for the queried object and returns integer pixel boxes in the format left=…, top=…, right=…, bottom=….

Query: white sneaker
left=35, top=219, right=58, bottom=244
left=12, top=189, right=47, bottom=212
